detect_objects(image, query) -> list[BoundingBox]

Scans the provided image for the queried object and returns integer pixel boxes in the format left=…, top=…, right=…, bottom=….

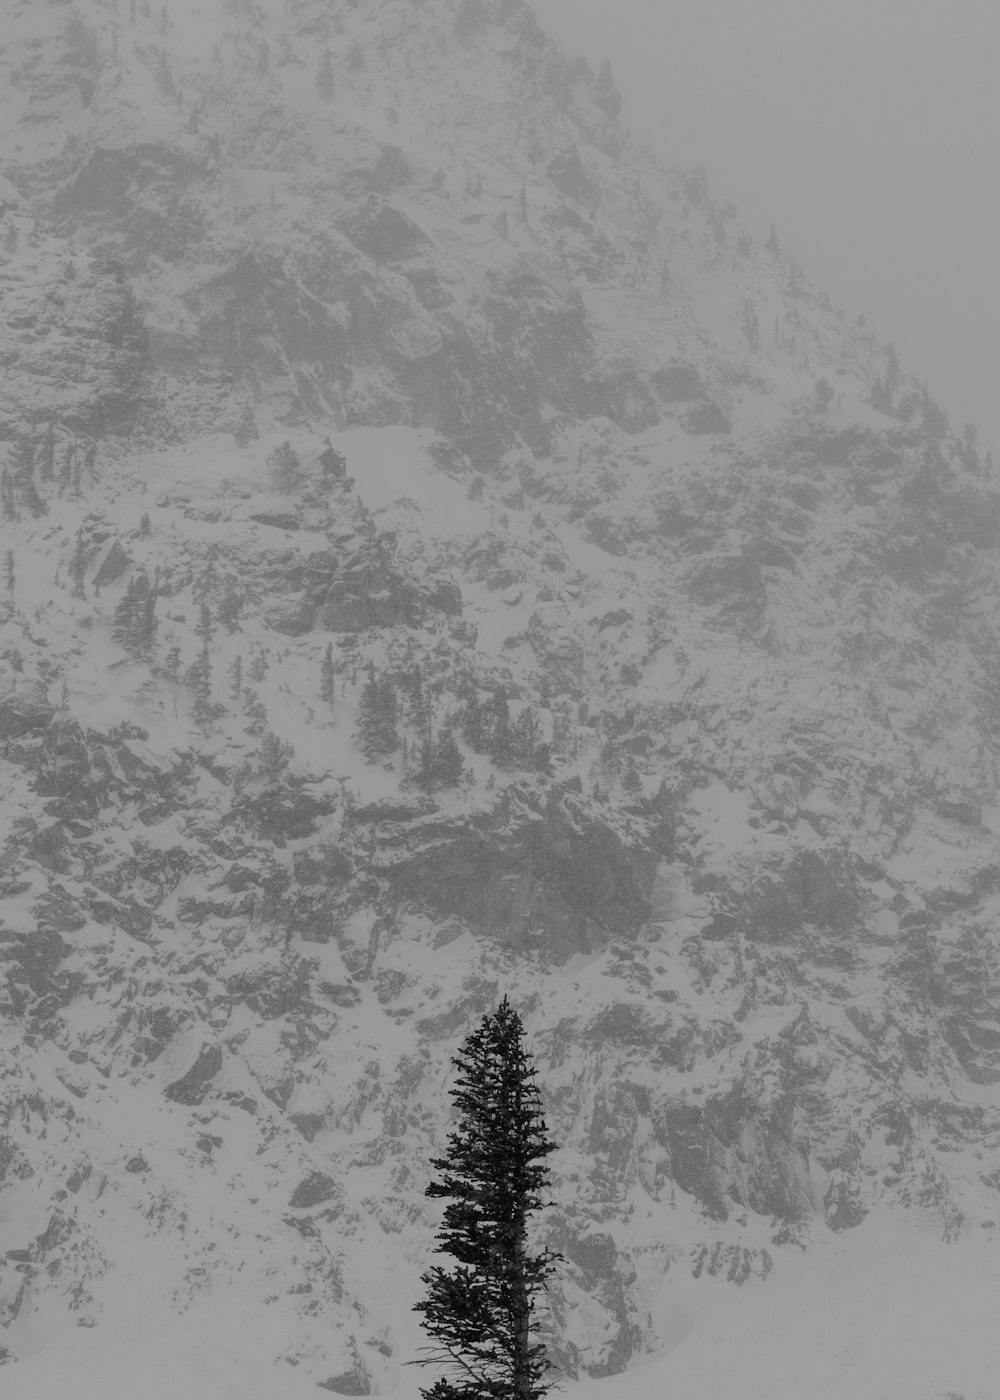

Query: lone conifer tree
left=414, top=998, right=560, bottom=1400
left=487, top=687, right=512, bottom=767
left=189, top=602, right=214, bottom=726
left=356, top=670, right=398, bottom=760
left=316, top=48, right=335, bottom=99
left=265, top=440, right=301, bottom=492
left=320, top=641, right=336, bottom=712
left=112, top=574, right=157, bottom=661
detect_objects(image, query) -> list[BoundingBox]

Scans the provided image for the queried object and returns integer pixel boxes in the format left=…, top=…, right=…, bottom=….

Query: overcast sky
left=533, top=0, right=1000, bottom=452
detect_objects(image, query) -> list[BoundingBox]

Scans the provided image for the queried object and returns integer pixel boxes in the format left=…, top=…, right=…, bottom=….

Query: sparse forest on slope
left=1, top=0, right=1000, bottom=1391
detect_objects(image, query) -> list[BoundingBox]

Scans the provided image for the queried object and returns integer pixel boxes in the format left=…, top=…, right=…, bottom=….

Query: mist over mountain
left=1, top=2, right=999, bottom=1397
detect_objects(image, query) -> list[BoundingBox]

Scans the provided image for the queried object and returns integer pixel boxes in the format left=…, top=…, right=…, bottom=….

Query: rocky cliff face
left=2, top=0, right=1000, bottom=1390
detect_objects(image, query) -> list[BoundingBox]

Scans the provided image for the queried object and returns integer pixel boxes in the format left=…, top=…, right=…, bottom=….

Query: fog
left=534, top=0, right=1000, bottom=452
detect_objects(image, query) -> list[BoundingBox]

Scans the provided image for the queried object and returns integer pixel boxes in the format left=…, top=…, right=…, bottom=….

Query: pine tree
left=21, top=476, right=47, bottom=517
left=258, top=729, right=293, bottom=781
left=58, top=442, right=73, bottom=492
left=68, top=530, right=87, bottom=598
left=375, top=676, right=400, bottom=754
left=868, top=375, right=891, bottom=414
left=922, top=392, right=949, bottom=438
left=884, top=342, right=900, bottom=400
left=248, top=650, right=268, bottom=682
left=405, top=666, right=432, bottom=738
left=265, top=440, right=301, bottom=491
left=190, top=603, right=213, bottom=725
left=136, top=581, right=158, bottom=661
left=815, top=377, right=834, bottom=413
left=533, top=742, right=553, bottom=777
left=320, top=641, right=336, bottom=712
left=216, top=586, right=243, bottom=632
left=415, top=733, right=435, bottom=793
left=594, top=56, right=622, bottom=118
left=414, top=680, right=434, bottom=747
left=39, top=421, right=56, bottom=482
left=357, top=672, right=382, bottom=761
left=742, top=298, right=760, bottom=353
left=356, top=671, right=399, bottom=760
left=488, top=687, right=513, bottom=767
left=413, top=998, right=560, bottom=1400
left=319, top=439, right=346, bottom=479
left=961, top=423, right=980, bottom=473
left=112, top=575, right=157, bottom=659
left=511, top=707, right=541, bottom=769
left=243, top=687, right=268, bottom=735
left=0, top=470, right=17, bottom=522
left=621, top=756, right=642, bottom=795
left=8, top=436, right=32, bottom=487
left=163, top=640, right=182, bottom=686
left=461, top=689, right=487, bottom=751
left=155, top=50, right=175, bottom=96
left=195, top=601, right=213, bottom=646
left=10, top=437, right=45, bottom=516
left=316, top=47, right=335, bottom=98
left=433, top=728, right=464, bottom=788
left=233, top=405, right=257, bottom=447
left=188, top=650, right=212, bottom=725
left=229, top=653, right=244, bottom=701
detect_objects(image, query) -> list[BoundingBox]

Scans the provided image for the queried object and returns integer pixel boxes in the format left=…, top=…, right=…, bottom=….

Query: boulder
left=0, top=687, right=53, bottom=740
left=687, top=553, right=765, bottom=620
left=547, top=146, right=599, bottom=207
left=653, top=361, right=706, bottom=403
left=91, top=538, right=131, bottom=587
left=164, top=1043, right=223, bottom=1105
left=339, top=195, right=432, bottom=263
left=289, top=1171, right=339, bottom=1210
left=681, top=400, right=731, bottom=435
left=249, top=511, right=300, bottom=531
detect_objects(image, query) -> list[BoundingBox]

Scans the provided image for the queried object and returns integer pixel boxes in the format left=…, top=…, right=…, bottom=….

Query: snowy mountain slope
left=6, top=1225, right=1000, bottom=1400
left=2, top=0, right=1000, bottom=1395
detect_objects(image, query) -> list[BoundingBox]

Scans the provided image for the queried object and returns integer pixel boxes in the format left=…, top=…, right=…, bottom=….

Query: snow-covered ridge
left=1, top=0, right=999, bottom=1397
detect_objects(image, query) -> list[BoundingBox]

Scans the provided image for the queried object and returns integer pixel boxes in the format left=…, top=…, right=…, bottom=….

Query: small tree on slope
left=413, top=998, right=560, bottom=1400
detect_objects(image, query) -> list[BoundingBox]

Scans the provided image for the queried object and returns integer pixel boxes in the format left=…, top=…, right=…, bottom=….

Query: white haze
left=534, top=0, right=1000, bottom=454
